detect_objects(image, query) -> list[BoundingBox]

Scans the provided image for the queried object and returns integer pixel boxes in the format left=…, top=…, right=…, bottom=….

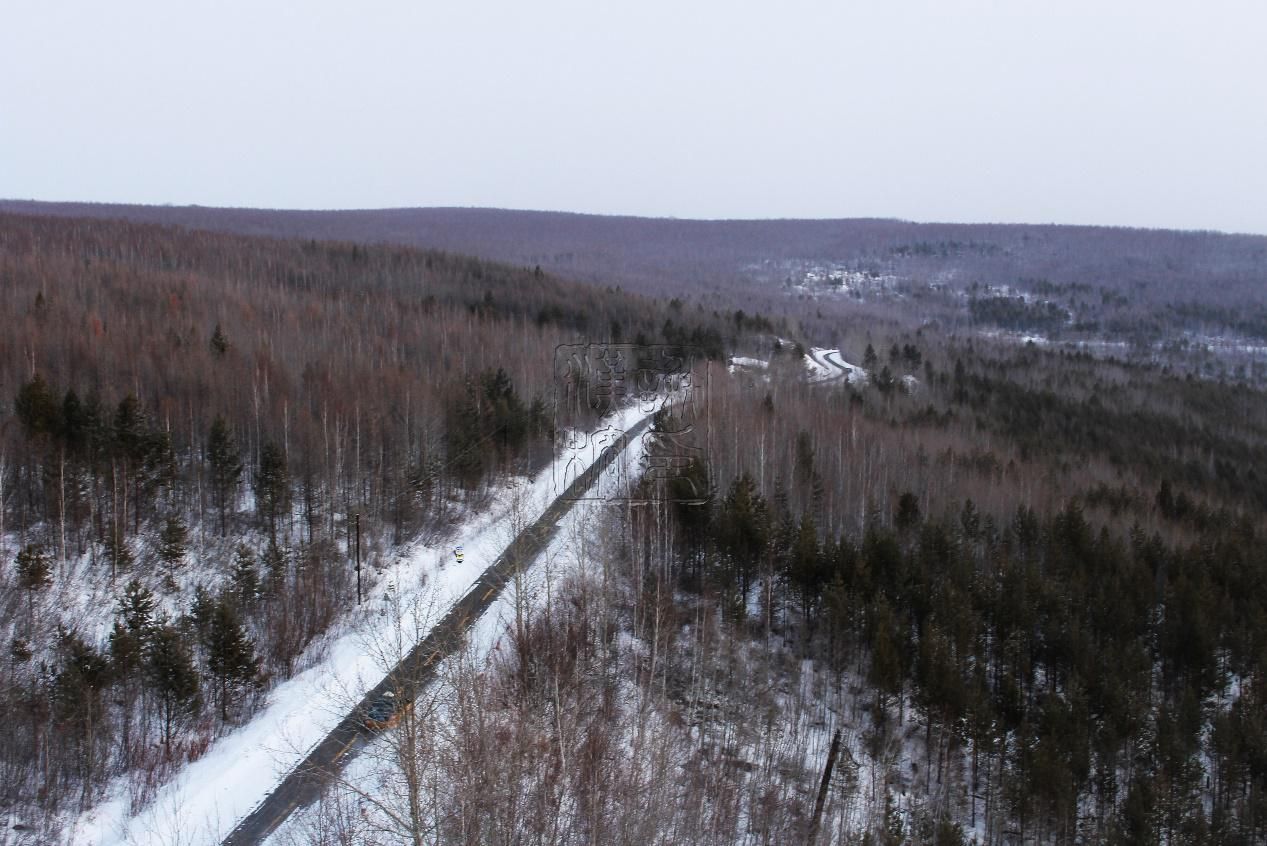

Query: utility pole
left=354, top=512, right=363, bottom=605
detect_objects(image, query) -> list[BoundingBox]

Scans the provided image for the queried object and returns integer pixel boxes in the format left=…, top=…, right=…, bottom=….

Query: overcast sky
left=3, top=1, right=1265, bottom=233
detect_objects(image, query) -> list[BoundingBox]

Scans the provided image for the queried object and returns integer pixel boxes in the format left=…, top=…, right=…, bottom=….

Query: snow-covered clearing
left=66, top=403, right=655, bottom=846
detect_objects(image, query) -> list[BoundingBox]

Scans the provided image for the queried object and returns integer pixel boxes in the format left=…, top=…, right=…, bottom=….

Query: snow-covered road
left=69, top=403, right=656, bottom=846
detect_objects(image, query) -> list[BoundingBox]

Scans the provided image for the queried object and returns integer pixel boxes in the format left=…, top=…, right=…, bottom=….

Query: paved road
left=222, top=413, right=653, bottom=846
left=806, top=348, right=866, bottom=386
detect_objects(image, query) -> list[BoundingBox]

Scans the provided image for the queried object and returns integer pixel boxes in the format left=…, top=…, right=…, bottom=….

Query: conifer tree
left=254, top=442, right=289, bottom=545
left=788, top=512, right=823, bottom=620
left=52, top=628, right=111, bottom=799
left=715, top=473, right=770, bottom=605
left=15, top=544, right=52, bottom=625
left=229, top=545, right=260, bottom=608
left=210, top=323, right=228, bottom=357
left=895, top=492, right=921, bottom=532
left=188, top=584, right=215, bottom=641
left=158, top=514, right=188, bottom=581
left=14, top=374, right=60, bottom=437
left=147, top=622, right=200, bottom=749
left=117, top=578, right=159, bottom=644
left=207, top=416, right=241, bottom=535
left=203, top=597, right=261, bottom=721
left=262, top=542, right=287, bottom=591
left=108, top=618, right=143, bottom=680
left=868, top=598, right=904, bottom=721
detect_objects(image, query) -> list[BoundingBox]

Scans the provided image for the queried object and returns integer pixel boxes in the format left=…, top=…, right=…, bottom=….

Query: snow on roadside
left=67, top=403, right=655, bottom=846
left=805, top=348, right=868, bottom=386
left=728, top=356, right=769, bottom=373
left=267, top=413, right=651, bottom=844
left=823, top=350, right=869, bottom=385
left=804, top=348, right=835, bottom=381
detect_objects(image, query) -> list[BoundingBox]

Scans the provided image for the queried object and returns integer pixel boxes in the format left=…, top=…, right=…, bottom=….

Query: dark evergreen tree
left=108, top=619, right=143, bottom=681
left=146, top=623, right=200, bottom=749
left=895, top=492, right=921, bottom=532
left=188, top=584, right=216, bottom=641
left=875, top=366, right=896, bottom=395
left=112, top=394, right=147, bottom=466
left=262, top=542, right=287, bottom=591
left=794, top=430, right=816, bottom=492
left=60, top=388, right=87, bottom=454
left=14, top=374, right=60, bottom=437
left=868, top=598, right=904, bottom=721
left=15, top=544, right=52, bottom=624
left=788, top=512, right=824, bottom=620
left=117, top=578, right=159, bottom=644
left=253, top=442, right=289, bottom=545
left=714, top=473, right=770, bottom=605
left=203, top=598, right=261, bottom=721
left=51, top=629, right=111, bottom=800
left=207, top=416, right=242, bottom=535
left=229, top=545, right=260, bottom=608
left=158, top=514, right=188, bottom=582
left=210, top=323, right=228, bottom=357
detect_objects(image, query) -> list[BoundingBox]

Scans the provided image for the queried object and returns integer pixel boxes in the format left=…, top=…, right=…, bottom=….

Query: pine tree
left=14, top=374, right=60, bottom=437
left=15, top=544, right=53, bottom=625
left=141, top=429, right=177, bottom=511
left=895, top=492, right=922, bottom=532
left=788, top=512, right=823, bottom=620
left=868, top=598, right=904, bottom=722
left=61, top=388, right=87, bottom=454
left=147, top=623, right=200, bottom=749
left=875, top=365, right=896, bottom=395
left=158, top=514, right=188, bottom=581
left=262, top=542, right=287, bottom=591
left=52, top=628, right=111, bottom=799
left=113, top=394, right=147, bottom=464
left=108, top=618, right=143, bottom=680
left=210, top=323, right=228, bottom=357
left=207, top=416, right=241, bottom=535
left=714, top=474, right=773, bottom=608
left=204, top=598, right=261, bottom=721
left=229, top=545, right=260, bottom=608
left=118, top=578, right=159, bottom=643
left=254, top=442, right=289, bottom=545
left=794, top=430, right=816, bottom=494
left=188, top=584, right=215, bottom=641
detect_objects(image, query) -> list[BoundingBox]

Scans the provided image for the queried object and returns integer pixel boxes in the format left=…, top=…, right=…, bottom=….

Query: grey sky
left=3, top=0, right=1265, bottom=233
